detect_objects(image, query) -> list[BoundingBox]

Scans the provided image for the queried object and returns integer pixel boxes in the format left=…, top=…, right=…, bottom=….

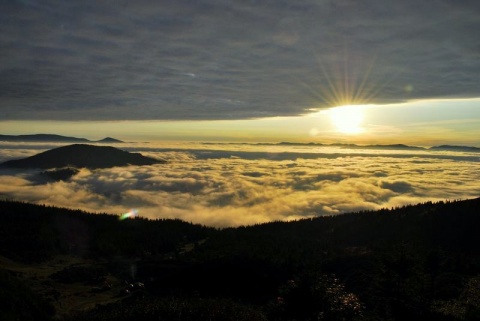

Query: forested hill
left=1, top=198, right=480, bottom=321
left=0, top=200, right=213, bottom=262
left=0, top=144, right=164, bottom=169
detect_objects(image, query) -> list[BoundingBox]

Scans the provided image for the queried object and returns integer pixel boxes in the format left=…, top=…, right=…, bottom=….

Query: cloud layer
left=1, top=0, right=480, bottom=120
left=1, top=145, right=479, bottom=227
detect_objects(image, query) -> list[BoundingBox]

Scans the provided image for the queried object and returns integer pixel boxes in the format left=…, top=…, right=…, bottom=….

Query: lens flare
left=119, top=209, right=139, bottom=220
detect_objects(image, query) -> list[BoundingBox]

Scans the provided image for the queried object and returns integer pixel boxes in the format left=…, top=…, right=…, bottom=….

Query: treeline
left=182, top=198, right=480, bottom=320
left=1, top=198, right=480, bottom=320
left=0, top=200, right=214, bottom=262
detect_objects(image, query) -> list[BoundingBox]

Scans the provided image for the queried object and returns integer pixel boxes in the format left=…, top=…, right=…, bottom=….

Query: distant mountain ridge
left=0, top=144, right=164, bottom=169
left=97, top=137, right=123, bottom=143
left=2, top=134, right=479, bottom=152
left=0, top=134, right=123, bottom=143
left=274, top=142, right=480, bottom=152
left=428, top=144, right=480, bottom=152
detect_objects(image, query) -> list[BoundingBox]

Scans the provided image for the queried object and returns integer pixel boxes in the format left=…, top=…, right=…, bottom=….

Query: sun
left=329, top=105, right=364, bottom=134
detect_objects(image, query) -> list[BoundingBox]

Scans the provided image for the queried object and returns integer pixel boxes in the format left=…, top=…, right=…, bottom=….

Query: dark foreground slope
left=0, top=144, right=163, bottom=169
left=0, top=200, right=213, bottom=320
left=1, top=198, right=480, bottom=321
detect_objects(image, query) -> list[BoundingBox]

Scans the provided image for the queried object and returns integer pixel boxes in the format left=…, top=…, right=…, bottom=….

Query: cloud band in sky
left=1, top=0, right=480, bottom=120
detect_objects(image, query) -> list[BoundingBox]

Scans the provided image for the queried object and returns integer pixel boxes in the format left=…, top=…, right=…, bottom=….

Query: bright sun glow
left=329, top=105, right=364, bottom=134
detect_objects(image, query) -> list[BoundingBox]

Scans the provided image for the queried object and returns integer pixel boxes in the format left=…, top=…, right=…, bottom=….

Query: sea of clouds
left=1, top=143, right=479, bottom=227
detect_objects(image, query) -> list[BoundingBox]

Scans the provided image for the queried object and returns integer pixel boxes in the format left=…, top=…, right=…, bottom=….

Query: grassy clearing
left=0, top=255, right=125, bottom=318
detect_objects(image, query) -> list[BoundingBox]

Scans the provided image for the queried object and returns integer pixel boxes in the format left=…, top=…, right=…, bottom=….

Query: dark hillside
left=1, top=198, right=480, bottom=321
left=188, top=198, right=480, bottom=320
left=0, top=200, right=213, bottom=262
left=0, top=144, right=164, bottom=169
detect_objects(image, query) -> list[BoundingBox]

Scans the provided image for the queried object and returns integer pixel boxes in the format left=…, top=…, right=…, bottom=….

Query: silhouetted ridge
left=0, top=134, right=89, bottom=142
left=429, top=145, right=480, bottom=152
left=0, top=134, right=124, bottom=143
left=276, top=142, right=426, bottom=150
left=274, top=142, right=480, bottom=151
left=96, top=137, right=123, bottom=143
left=0, top=144, right=164, bottom=169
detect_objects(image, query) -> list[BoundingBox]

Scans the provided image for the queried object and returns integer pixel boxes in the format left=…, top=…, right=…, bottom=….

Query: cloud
left=379, top=180, right=414, bottom=193
left=1, top=0, right=480, bottom=121
left=1, top=145, right=480, bottom=227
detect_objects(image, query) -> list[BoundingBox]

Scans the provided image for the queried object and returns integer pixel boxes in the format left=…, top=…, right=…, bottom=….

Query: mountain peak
left=97, top=137, right=124, bottom=143
left=0, top=144, right=164, bottom=169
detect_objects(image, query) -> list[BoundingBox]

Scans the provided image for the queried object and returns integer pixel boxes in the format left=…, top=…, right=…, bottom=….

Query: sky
left=1, top=0, right=480, bottom=145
